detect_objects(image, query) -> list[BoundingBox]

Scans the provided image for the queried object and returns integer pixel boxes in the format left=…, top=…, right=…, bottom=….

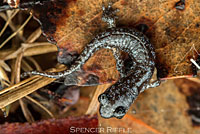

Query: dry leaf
left=0, top=115, right=98, bottom=134
left=28, top=0, right=200, bottom=85
left=99, top=113, right=162, bottom=134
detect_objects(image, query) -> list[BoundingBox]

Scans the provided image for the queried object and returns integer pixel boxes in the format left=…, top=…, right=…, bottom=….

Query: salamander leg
left=102, top=2, right=119, bottom=28
left=146, top=80, right=161, bottom=89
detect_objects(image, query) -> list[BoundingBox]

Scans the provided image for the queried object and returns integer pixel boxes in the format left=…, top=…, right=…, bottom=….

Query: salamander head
left=98, top=91, right=135, bottom=119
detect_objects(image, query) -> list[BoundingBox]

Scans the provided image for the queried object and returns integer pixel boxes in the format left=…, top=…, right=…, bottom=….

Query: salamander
left=21, top=3, right=160, bottom=119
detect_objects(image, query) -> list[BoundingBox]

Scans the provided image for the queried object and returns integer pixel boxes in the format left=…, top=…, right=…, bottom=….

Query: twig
left=186, top=78, right=200, bottom=84
left=85, top=84, right=111, bottom=115
left=19, top=99, right=35, bottom=122
left=0, top=76, right=55, bottom=108
left=174, top=44, right=200, bottom=73
left=25, top=27, right=42, bottom=43
left=0, top=60, right=11, bottom=72
left=0, top=66, right=9, bottom=82
left=0, top=76, right=39, bottom=95
left=0, top=10, right=19, bottom=37
left=190, top=58, right=200, bottom=70
left=21, top=59, right=33, bottom=71
left=25, top=96, right=54, bottom=118
left=25, top=57, right=42, bottom=71
left=14, top=48, right=35, bottom=122
left=0, top=66, right=66, bottom=108
left=0, top=13, right=32, bottom=49
left=0, top=10, right=25, bottom=41
left=0, top=43, right=57, bottom=60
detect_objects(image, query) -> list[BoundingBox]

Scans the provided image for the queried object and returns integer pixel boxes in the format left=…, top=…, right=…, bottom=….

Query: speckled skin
left=97, top=27, right=157, bottom=118
left=21, top=3, right=160, bottom=119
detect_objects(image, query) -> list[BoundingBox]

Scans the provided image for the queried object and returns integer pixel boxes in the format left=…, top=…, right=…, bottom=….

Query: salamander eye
left=98, top=94, right=108, bottom=105
left=114, top=106, right=126, bottom=119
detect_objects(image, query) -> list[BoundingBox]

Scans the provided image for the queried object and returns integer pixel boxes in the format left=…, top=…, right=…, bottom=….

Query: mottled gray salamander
left=21, top=3, right=160, bottom=119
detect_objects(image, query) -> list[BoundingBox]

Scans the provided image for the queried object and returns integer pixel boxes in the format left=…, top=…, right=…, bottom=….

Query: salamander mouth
left=99, top=104, right=127, bottom=119
left=99, top=104, right=113, bottom=119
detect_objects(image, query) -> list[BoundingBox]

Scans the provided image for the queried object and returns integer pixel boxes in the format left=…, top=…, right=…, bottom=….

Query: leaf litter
left=0, top=0, right=200, bottom=133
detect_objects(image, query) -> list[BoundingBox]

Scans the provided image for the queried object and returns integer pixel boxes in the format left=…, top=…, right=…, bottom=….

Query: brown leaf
left=0, top=115, right=98, bottom=134
left=132, top=79, right=199, bottom=134
left=28, top=0, right=200, bottom=85
left=174, top=78, right=200, bottom=126
left=99, top=113, right=162, bottom=134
